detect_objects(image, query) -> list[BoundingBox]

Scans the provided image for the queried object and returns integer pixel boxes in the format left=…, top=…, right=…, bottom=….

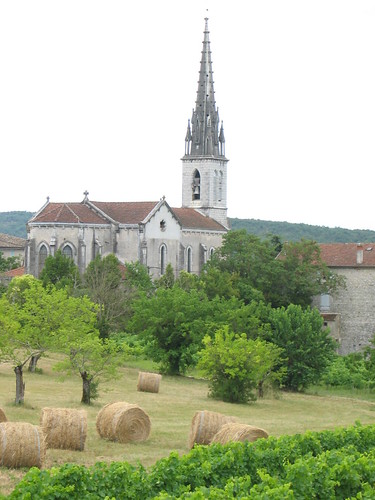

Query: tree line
left=2, top=210, right=375, bottom=242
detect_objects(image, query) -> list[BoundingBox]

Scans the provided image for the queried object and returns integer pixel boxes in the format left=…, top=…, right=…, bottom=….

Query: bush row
left=9, top=422, right=375, bottom=499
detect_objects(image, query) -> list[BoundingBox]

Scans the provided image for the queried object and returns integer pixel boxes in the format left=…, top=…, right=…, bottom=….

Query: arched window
left=38, top=244, right=48, bottom=273
left=62, top=244, right=73, bottom=259
left=187, top=247, right=192, bottom=273
left=160, top=244, right=167, bottom=275
left=209, top=247, right=215, bottom=259
left=192, top=169, right=201, bottom=200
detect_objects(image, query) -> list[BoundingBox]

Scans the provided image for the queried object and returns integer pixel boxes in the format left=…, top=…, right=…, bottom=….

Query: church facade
left=25, top=19, right=229, bottom=279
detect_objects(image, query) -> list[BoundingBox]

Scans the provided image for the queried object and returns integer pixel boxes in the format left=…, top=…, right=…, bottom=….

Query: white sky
left=1, top=1, right=375, bottom=230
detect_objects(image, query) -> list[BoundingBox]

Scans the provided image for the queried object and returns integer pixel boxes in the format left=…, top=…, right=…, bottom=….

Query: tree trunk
left=81, top=371, right=91, bottom=405
left=28, top=353, right=42, bottom=372
left=257, top=380, right=264, bottom=399
left=14, top=365, right=25, bottom=404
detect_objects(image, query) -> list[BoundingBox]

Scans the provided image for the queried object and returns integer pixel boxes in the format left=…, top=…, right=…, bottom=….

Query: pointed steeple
left=184, top=18, right=225, bottom=158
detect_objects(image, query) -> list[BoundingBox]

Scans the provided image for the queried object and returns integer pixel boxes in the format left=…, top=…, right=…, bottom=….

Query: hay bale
left=0, top=422, right=46, bottom=468
left=40, top=407, right=87, bottom=451
left=96, top=402, right=151, bottom=443
left=137, top=372, right=162, bottom=393
left=188, top=410, right=237, bottom=448
left=211, top=423, right=269, bottom=444
left=0, top=408, right=7, bottom=423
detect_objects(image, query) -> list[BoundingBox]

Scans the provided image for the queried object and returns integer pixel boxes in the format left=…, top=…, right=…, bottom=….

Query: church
left=25, top=19, right=229, bottom=279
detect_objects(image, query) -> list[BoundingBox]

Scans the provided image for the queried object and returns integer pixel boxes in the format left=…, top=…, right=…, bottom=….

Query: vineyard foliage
left=9, top=422, right=375, bottom=499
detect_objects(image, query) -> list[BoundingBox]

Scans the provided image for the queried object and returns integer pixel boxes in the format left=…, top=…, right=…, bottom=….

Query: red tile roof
left=172, top=208, right=226, bottom=231
left=91, top=201, right=160, bottom=224
left=2, top=266, right=25, bottom=277
left=30, top=203, right=108, bottom=224
left=319, top=243, right=375, bottom=267
left=29, top=200, right=226, bottom=232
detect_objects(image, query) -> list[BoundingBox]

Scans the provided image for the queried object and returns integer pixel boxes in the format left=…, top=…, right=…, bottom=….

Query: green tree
left=39, top=249, right=81, bottom=290
left=129, top=286, right=212, bottom=374
left=209, top=230, right=281, bottom=305
left=155, top=263, right=175, bottom=289
left=198, top=326, right=284, bottom=403
left=276, top=240, right=346, bottom=307
left=266, top=304, right=336, bottom=391
left=83, top=254, right=126, bottom=337
left=123, top=261, right=154, bottom=295
left=0, top=275, right=99, bottom=403
left=54, top=335, right=124, bottom=405
left=0, top=251, right=22, bottom=272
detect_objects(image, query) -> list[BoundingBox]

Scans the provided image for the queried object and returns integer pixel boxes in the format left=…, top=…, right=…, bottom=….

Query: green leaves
left=198, top=327, right=284, bottom=403
left=10, top=423, right=375, bottom=499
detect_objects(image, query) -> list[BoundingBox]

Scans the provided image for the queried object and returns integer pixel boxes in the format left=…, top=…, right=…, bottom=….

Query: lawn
left=1, top=355, right=375, bottom=496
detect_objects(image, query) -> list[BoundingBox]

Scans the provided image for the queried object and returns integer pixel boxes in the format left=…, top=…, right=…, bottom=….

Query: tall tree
left=0, top=275, right=98, bottom=403
left=39, top=249, right=81, bottom=290
left=266, top=304, right=336, bottom=391
left=129, top=286, right=213, bottom=374
left=276, top=240, right=346, bottom=308
left=83, top=254, right=126, bottom=337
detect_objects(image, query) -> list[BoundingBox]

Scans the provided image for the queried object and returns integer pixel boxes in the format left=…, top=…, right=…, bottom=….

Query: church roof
left=29, top=200, right=226, bottom=232
left=319, top=243, right=375, bottom=267
left=172, top=207, right=226, bottom=231
left=0, top=233, right=26, bottom=249
left=30, top=202, right=108, bottom=224
left=91, top=201, right=160, bottom=224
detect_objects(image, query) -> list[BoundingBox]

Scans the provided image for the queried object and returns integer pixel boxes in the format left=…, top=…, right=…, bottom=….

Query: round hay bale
left=40, top=407, right=87, bottom=451
left=188, top=410, right=237, bottom=449
left=211, top=423, right=269, bottom=444
left=0, top=408, right=7, bottom=423
left=0, top=422, right=46, bottom=468
left=96, top=402, right=151, bottom=443
left=137, top=372, right=162, bottom=393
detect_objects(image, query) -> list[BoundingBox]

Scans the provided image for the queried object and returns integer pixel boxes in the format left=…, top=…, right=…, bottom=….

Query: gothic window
left=160, top=220, right=166, bottom=232
left=218, top=171, right=223, bottom=202
left=38, top=244, right=48, bottom=273
left=187, top=247, right=192, bottom=273
left=62, top=244, right=73, bottom=259
left=209, top=247, right=215, bottom=259
left=160, top=244, right=167, bottom=275
left=192, top=169, right=201, bottom=200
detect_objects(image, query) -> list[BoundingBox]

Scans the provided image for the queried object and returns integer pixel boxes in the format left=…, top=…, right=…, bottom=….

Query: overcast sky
left=1, top=1, right=375, bottom=230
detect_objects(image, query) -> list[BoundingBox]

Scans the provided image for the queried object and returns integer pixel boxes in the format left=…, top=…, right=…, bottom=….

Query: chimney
left=357, top=243, right=363, bottom=264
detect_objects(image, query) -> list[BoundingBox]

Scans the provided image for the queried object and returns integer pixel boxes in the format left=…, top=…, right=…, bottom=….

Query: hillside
left=0, top=211, right=34, bottom=238
left=230, top=218, right=375, bottom=243
left=2, top=211, right=375, bottom=243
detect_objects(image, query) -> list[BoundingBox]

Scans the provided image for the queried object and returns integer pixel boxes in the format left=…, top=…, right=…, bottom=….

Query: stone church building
left=25, top=19, right=229, bottom=279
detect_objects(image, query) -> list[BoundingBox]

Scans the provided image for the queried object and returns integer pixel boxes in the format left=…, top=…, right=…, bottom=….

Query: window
left=160, top=244, right=167, bottom=275
left=192, top=169, right=201, bottom=200
left=320, top=294, right=330, bottom=312
left=187, top=247, right=192, bottom=273
left=38, top=244, right=48, bottom=273
left=160, top=219, right=166, bottom=232
left=62, top=245, right=73, bottom=259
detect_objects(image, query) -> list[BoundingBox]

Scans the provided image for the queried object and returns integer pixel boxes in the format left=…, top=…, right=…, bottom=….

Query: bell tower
left=182, top=18, right=229, bottom=228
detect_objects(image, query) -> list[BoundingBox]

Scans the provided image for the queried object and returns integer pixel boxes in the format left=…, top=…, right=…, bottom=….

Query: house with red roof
left=313, top=242, right=375, bottom=355
left=25, top=19, right=229, bottom=280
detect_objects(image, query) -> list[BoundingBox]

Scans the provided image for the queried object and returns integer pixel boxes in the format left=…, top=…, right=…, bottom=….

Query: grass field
left=1, top=355, right=375, bottom=496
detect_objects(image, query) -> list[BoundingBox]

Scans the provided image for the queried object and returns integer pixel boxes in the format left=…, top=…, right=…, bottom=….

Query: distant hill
left=0, top=212, right=34, bottom=238
left=230, top=218, right=375, bottom=243
left=1, top=211, right=375, bottom=244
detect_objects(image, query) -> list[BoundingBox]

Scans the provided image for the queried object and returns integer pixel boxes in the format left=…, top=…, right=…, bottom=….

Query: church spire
left=184, top=18, right=225, bottom=158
